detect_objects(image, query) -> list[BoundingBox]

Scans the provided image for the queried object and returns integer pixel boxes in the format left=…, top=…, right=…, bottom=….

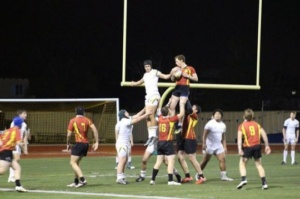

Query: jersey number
left=249, top=126, right=256, bottom=136
left=160, top=124, right=166, bottom=133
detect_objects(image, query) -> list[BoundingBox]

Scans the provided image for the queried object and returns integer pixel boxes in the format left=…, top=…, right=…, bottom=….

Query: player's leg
left=290, top=137, right=297, bottom=165
left=68, top=143, right=88, bottom=187
left=169, top=95, right=179, bottom=117
left=144, top=96, right=159, bottom=146
left=177, top=150, right=192, bottom=183
left=11, top=159, right=27, bottom=192
left=126, top=155, right=135, bottom=169
left=236, top=157, right=248, bottom=189
left=136, top=141, right=157, bottom=182
left=254, top=158, right=268, bottom=189
left=215, top=151, right=233, bottom=181
left=116, top=144, right=129, bottom=185
left=199, top=152, right=212, bottom=170
left=282, top=139, right=289, bottom=164
left=115, top=156, right=119, bottom=169
left=8, top=146, right=21, bottom=183
left=150, top=155, right=164, bottom=185
left=0, top=159, right=11, bottom=175
left=166, top=154, right=181, bottom=185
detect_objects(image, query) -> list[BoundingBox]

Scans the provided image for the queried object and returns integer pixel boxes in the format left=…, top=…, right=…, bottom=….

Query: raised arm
left=131, top=78, right=144, bottom=86
left=131, top=110, right=152, bottom=125
left=132, top=108, right=145, bottom=119
left=157, top=71, right=171, bottom=80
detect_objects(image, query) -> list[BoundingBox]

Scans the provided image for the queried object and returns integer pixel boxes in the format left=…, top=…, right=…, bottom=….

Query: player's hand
left=238, top=149, right=244, bottom=156
left=23, top=151, right=28, bottom=155
left=224, top=148, right=227, bottom=155
left=283, top=138, right=287, bottom=143
left=202, top=144, right=206, bottom=151
left=92, top=143, right=99, bottom=151
left=66, top=144, right=72, bottom=151
left=265, top=146, right=271, bottom=155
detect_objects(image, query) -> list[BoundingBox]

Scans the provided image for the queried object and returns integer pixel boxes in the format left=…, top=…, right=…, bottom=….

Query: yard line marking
left=0, top=188, right=189, bottom=199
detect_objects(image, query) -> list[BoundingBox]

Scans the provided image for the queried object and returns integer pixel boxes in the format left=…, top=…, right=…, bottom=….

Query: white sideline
left=0, top=188, right=188, bottom=199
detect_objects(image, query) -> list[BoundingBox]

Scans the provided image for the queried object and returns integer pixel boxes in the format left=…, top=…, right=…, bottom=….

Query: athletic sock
left=15, top=180, right=21, bottom=187
left=152, top=169, right=159, bottom=181
left=168, top=174, right=173, bottom=182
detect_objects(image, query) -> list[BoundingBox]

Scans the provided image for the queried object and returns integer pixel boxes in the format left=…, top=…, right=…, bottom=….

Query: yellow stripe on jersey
left=6, top=130, right=17, bottom=147
left=241, top=125, right=250, bottom=147
left=73, top=122, right=84, bottom=140
left=168, top=121, right=175, bottom=141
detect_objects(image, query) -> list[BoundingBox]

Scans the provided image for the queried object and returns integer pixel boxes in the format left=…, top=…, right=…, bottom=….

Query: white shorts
left=145, top=94, right=160, bottom=106
left=12, top=145, right=22, bottom=155
left=205, top=145, right=224, bottom=155
left=146, top=139, right=158, bottom=154
left=285, top=134, right=297, bottom=145
left=116, top=143, right=131, bottom=158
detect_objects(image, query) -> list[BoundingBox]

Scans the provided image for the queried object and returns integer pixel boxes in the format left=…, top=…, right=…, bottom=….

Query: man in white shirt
left=115, top=108, right=152, bottom=185
left=282, top=111, right=299, bottom=165
left=200, top=109, right=233, bottom=181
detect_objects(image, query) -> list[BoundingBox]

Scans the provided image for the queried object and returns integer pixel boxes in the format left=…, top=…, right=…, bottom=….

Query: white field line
left=0, top=188, right=189, bottom=199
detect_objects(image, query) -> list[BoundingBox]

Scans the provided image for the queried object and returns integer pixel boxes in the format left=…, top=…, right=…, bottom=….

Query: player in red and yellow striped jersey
left=0, top=117, right=28, bottom=192
left=66, top=106, right=99, bottom=188
left=169, top=54, right=198, bottom=134
left=177, top=104, right=205, bottom=184
left=236, top=108, right=271, bottom=190
left=150, top=105, right=184, bottom=185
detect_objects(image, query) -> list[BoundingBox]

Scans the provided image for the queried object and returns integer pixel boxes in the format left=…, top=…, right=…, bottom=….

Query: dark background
left=1, top=0, right=299, bottom=112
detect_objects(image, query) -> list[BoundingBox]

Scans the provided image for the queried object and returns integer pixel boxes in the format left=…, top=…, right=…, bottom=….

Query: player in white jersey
left=282, top=111, right=299, bottom=165
left=199, top=109, right=233, bottom=181
left=115, top=109, right=152, bottom=185
left=8, top=110, right=29, bottom=183
left=131, top=60, right=172, bottom=182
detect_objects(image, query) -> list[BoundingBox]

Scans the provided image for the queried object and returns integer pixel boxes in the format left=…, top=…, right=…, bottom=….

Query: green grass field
left=0, top=153, right=299, bottom=199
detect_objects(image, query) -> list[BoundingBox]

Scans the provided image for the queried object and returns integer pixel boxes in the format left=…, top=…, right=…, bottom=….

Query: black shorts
left=242, top=144, right=262, bottom=160
left=0, top=150, right=13, bottom=162
left=176, top=134, right=184, bottom=152
left=71, top=143, right=89, bottom=157
left=172, top=85, right=190, bottom=97
left=157, top=141, right=175, bottom=156
left=184, top=139, right=197, bottom=154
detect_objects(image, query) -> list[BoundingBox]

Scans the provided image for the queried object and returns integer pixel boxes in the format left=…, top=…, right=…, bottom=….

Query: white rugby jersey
left=143, top=69, right=160, bottom=96
left=204, top=119, right=226, bottom=148
left=283, top=118, right=299, bottom=135
left=115, top=118, right=133, bottom=145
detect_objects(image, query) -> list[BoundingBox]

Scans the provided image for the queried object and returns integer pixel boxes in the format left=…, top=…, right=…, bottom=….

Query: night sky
left=1, top=0, right=299, bottom=112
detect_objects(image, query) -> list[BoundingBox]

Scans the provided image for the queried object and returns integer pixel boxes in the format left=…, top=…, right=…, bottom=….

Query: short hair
left=193, top=104, right=201, bottom=114
left=17, top=109, right=26, bottom=115
left=75, top=106, right=85, bottom=115
left=143, top=60, right=152, bottom=67
left=244, top=108, right=254, bottom=121
left=212, top=109, right=223, bottom=118
left=291, top=111, right=297, bottom=115
left=175, top=54, right=186, bottom=63
left=161, top=106, right=169, bottom=116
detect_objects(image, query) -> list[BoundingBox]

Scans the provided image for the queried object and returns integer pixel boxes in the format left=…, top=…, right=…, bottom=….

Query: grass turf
left=1, top=153, right=299, bottom=198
